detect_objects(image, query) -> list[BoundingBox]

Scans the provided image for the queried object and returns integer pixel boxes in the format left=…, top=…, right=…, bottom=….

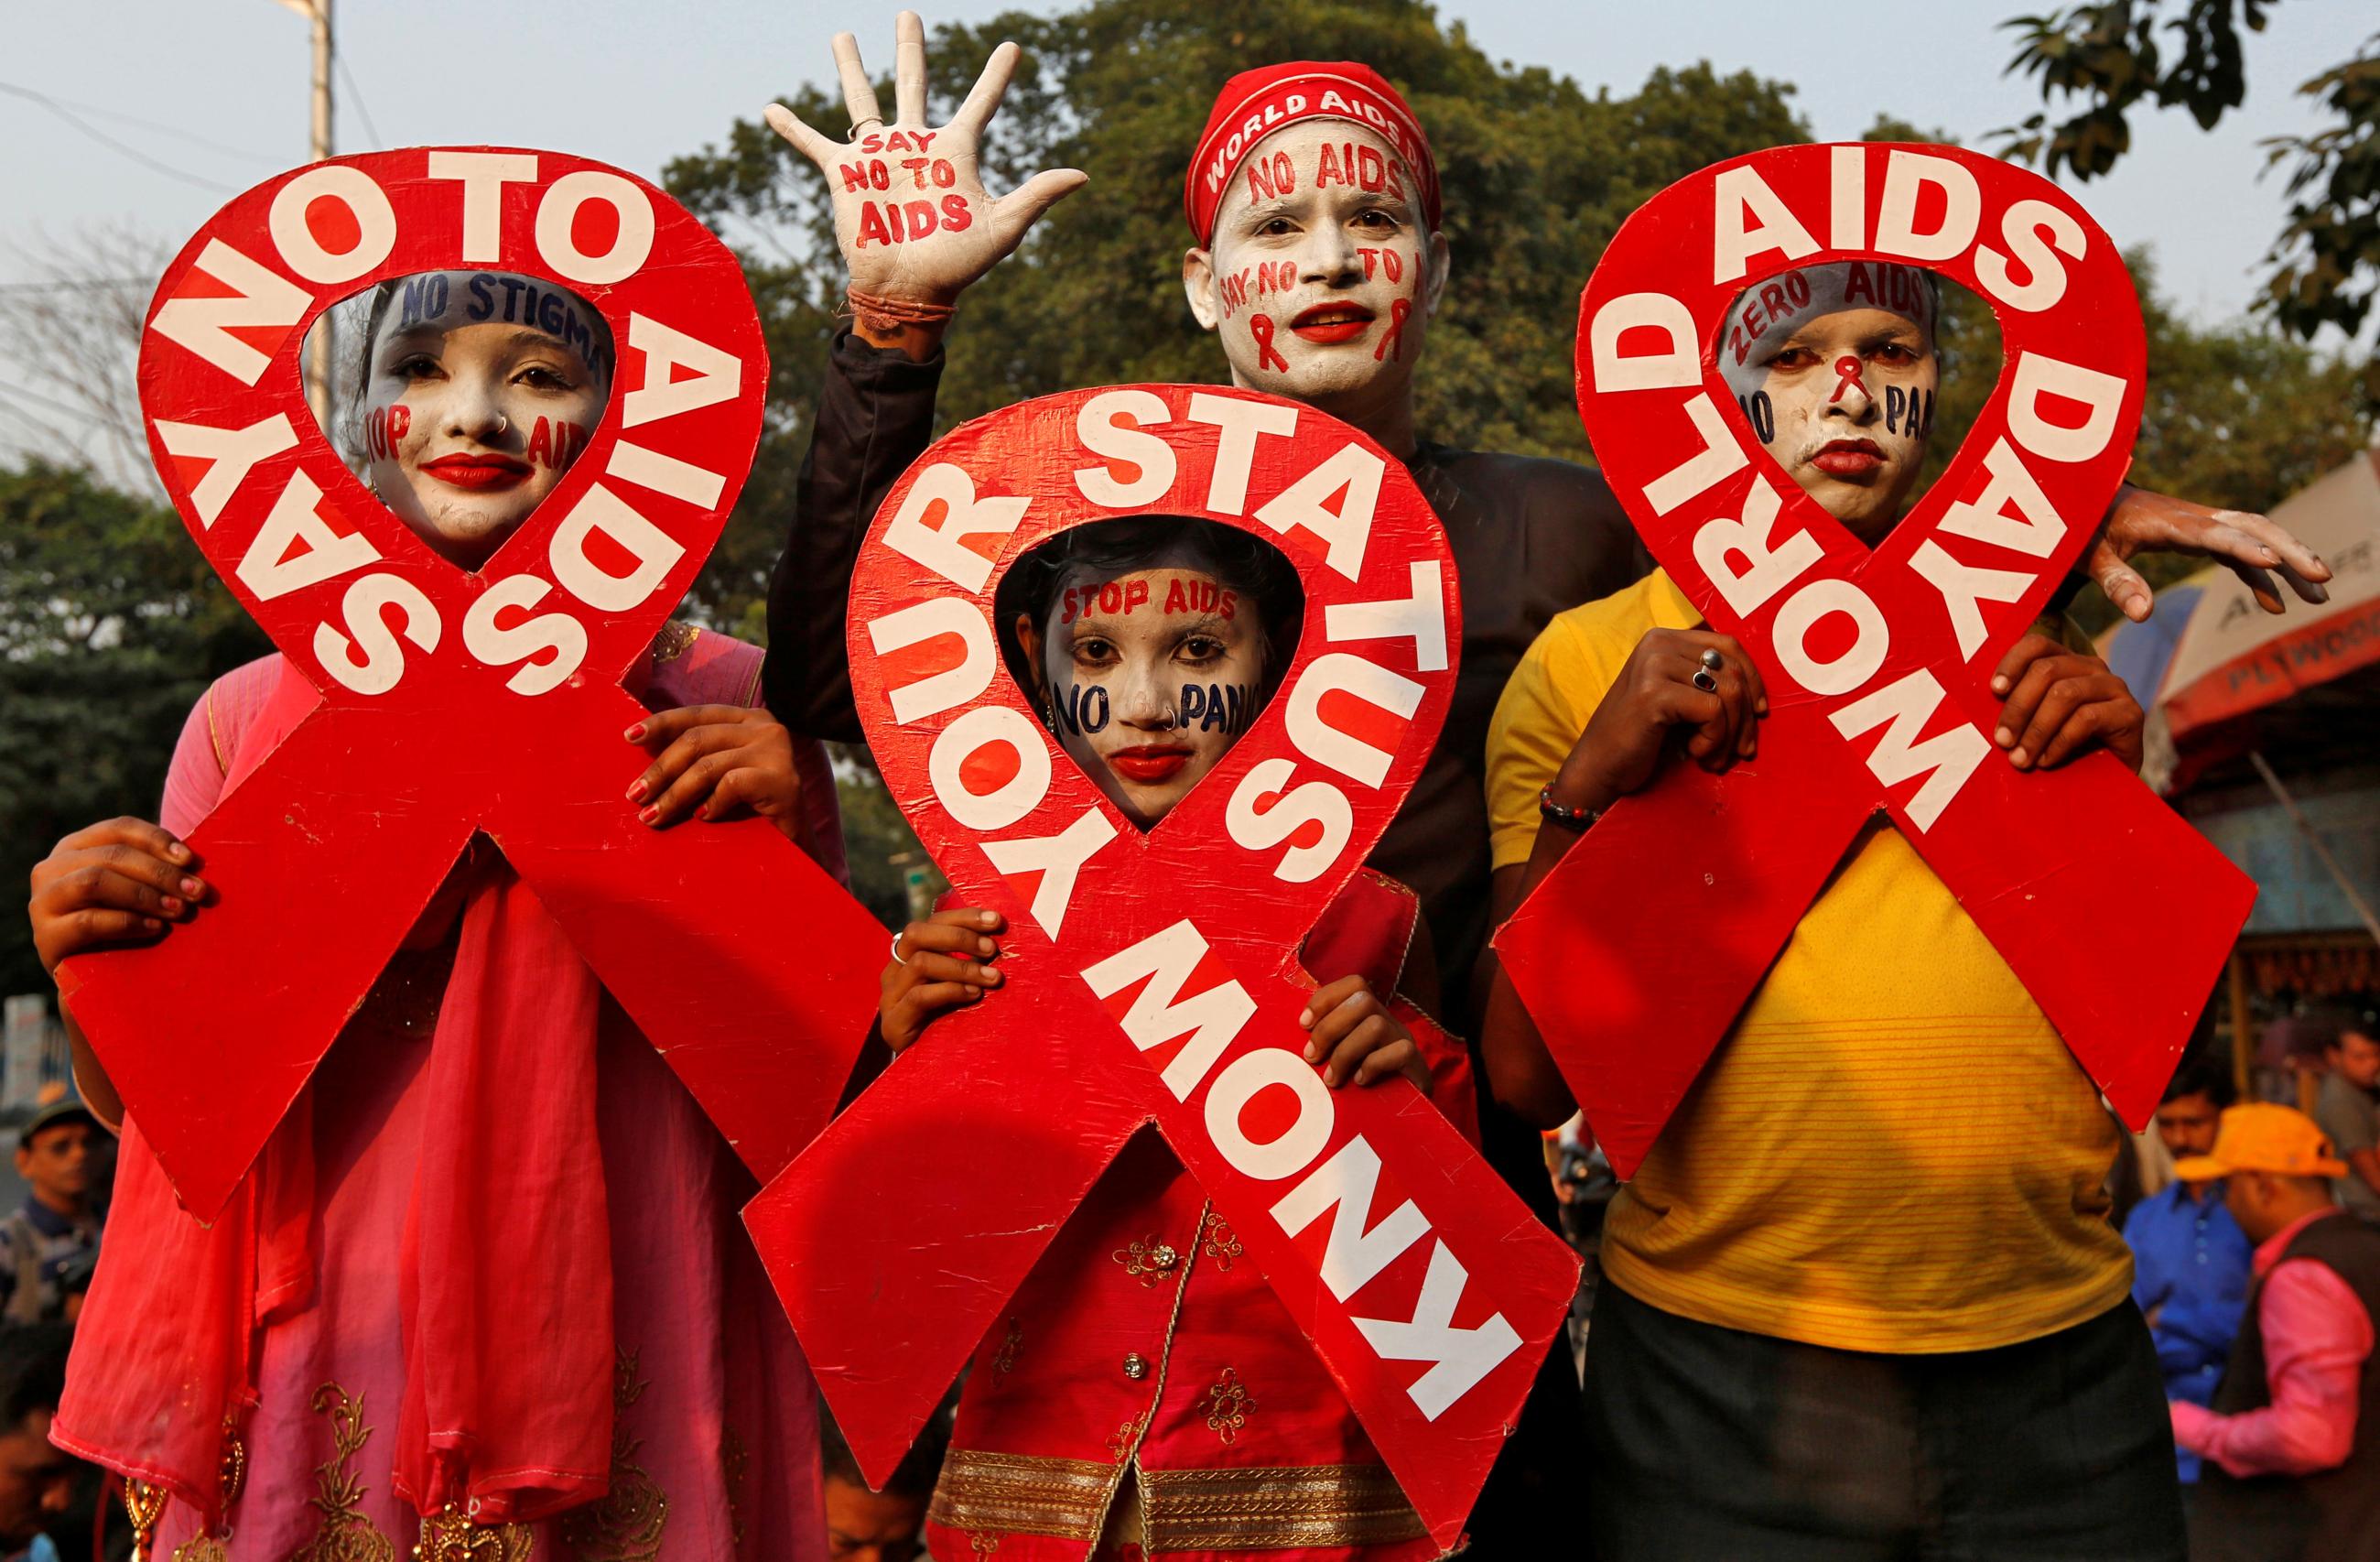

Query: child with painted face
left=1477, top=261, right=2198, bottom=1557
left=347, top=269, right=614, bottom=566
left=27, top=275, right=856, bottom=1559
left=874, top=517, right=1475, bottom=1562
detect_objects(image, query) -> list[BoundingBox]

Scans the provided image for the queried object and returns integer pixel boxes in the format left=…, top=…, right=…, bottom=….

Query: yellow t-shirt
left=1486, top=571, right=2129, bottom=1352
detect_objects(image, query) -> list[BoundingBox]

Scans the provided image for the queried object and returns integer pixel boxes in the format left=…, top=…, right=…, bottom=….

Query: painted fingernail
left=180, top=877, right=204, bottom=898
left=625, top=724, right=646, bottom=742
left=625, top=779, right=647, bottom=803
left=639, top=806, right=661, bottom=825
left=142, top=917, right=162, bottom=932
left=162, top=896, right=184, bottom=916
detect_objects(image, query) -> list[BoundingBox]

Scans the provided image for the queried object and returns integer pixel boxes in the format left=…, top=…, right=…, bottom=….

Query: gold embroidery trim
left=1109, top=1236, right=1182, bottom=1288
left=124, top=1481, right=168, bottom=1562
left=648, top=622, right=701, bottom=668
left=1137, top=1463, right=1428, bottom=1551
left=562, top=1348, right=668, bottom=1562
left=170, top=1414, right=249, bottom=1561
left=1200, top=1212, right=1243, bottom=1271
left=1201, top=1368, right=1255, bottom=1445
left=927, top=1450, right=1119, bottom=1543
left=288, top=1383, right=396, bottom=1562
left=413, top=1503, right=532, bottom=1562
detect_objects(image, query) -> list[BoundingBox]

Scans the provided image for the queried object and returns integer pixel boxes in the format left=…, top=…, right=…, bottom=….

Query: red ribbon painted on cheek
left=1829, top=353, right=1866, bottom=404
left=1373, top=298, right=1412, bottom=363
left=1249, top=313, right=1289, bottom=374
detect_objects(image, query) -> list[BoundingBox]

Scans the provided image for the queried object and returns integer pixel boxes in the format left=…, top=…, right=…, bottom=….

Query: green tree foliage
left=1997, top=3, right=2380, bottom=340
left=0, top=462, right=269, bottom=995
left=663, top=0, right=1809, bottom=630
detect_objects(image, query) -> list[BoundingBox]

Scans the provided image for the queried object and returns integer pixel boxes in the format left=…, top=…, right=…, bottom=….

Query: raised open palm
left=765, top=12, right=1087, bottom=306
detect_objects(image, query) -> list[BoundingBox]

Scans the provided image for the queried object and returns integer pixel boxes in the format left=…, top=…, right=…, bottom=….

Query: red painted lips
left=420, top=450, right=533, bottom=491
left=1290, top=303, right=1376, bottom=344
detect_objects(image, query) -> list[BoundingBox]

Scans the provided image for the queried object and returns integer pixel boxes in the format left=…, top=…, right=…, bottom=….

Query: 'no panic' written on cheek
left=144, top=150, right=752, bottom=701
left=838, top=130, right=973, bottom=249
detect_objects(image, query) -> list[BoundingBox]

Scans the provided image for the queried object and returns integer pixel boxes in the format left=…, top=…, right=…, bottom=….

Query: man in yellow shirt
left=1484, top=261, right=2187, bottom=1559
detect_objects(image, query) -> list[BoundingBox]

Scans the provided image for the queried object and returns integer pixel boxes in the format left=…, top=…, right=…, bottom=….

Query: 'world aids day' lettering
left=1496, top=144, right=2256, bottom=1177
left=746, top=385, right=1578, bottom=1551
left=60, top=148, right=883, bottom=1220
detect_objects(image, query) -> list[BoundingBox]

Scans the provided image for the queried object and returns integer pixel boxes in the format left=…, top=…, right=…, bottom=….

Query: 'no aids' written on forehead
left=142, top=153, right=750, bottom=703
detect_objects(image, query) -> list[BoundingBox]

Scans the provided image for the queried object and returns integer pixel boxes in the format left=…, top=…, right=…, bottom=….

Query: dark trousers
left=1582, top=1283, right=2185, bottom=1562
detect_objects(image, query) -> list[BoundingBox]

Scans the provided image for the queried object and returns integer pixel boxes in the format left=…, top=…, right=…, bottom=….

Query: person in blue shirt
left=2127, top=1058, right=2256, bottom=1485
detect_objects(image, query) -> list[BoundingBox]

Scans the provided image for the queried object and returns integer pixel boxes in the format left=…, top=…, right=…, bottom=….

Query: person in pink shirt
left=2169, top=1102, right=2380, bottom=1562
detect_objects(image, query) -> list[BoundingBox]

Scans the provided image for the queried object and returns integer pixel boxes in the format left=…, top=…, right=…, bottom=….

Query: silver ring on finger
left=890, top=931, right=908, bottom=967
left=1692, top=665, right=1721, bottom=693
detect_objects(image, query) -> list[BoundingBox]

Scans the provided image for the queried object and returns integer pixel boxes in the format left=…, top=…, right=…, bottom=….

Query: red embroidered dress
left=925, top=872, right=1475, bottom=1562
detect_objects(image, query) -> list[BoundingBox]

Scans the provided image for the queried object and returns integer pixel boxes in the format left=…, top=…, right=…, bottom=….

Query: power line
left=0, top=82, right=236, bottom=194
left=330, top=40, right=382, bottom=151
left=0, top=81, right=278, bottom=166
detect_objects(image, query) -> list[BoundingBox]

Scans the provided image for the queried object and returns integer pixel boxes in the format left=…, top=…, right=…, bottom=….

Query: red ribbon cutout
left=1496, top=144, right=2255, bottom=1178
left=1828, top=352, right=1866, bottom=403
left=1374, top=298, right=1412, bottom=363
left=59, top=148, right=886, bottom=1220
left=1249, top=311, right=1290, bottom=372
left=747, top=384, right=1578, bottom=1552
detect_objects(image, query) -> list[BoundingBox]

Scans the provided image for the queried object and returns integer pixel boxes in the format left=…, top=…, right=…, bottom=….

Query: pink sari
left=57, top=627, right=839, bottom=1561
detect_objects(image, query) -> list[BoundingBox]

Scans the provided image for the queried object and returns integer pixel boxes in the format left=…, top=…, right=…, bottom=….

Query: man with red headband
left=757, top=18, right=2334, bottom=1550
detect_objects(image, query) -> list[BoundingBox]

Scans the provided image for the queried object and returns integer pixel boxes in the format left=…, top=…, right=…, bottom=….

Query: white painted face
left=1184, top=119, right=1444, bottom=416
left=354, top=271, right=611, bottom=569
left=1019, top=560, right=1266, bottom=828
left=1720, top=262, right=1939, bottom=541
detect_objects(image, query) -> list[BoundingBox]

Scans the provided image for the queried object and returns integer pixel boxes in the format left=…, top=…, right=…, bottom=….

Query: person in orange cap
left=2171, top=1102, right=2380, bottom=1562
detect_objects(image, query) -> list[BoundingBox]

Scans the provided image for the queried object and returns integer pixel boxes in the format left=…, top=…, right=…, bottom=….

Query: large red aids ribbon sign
left=56, top=148, right=885, bottom=1218
left=745, top=385, right=1579, bottom=1550
left=1496, top=144, right=2257, bottom=1177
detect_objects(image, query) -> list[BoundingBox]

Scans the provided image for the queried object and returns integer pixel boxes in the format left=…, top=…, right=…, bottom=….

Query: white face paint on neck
left=1185, top=119, right=1439, bottom=420
left=1022, top=562, right=1266, bottom=829
left=353, top=271, right=611, bottom=569
left=1720, top=261, right=1940, bottom=542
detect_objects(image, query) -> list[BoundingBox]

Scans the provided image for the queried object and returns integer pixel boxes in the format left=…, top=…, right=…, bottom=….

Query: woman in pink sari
left=27, top=273, right=839, bottom=1562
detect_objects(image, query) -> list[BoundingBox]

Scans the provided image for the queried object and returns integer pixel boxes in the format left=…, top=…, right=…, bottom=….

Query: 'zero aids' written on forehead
left=1585, top=147, right=2130, bottom=836
left=142, top=152, right=745, bottom=701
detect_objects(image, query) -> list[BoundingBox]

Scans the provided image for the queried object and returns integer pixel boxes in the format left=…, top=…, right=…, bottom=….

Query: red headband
left=1185, top=61, right=1441, bottom=245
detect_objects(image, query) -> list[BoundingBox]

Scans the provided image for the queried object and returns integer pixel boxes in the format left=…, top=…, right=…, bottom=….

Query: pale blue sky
left=3, top=0, right=2369, bottom=463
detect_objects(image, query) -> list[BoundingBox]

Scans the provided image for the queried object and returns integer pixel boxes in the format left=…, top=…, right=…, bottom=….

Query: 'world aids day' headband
left=749, top=383, right=1578, bottom=1551
left=1496, top=143, right=2256, bottom=1177
left=1185, top=60, right=1442, bottom=244
left=61, top=148, right=882, bottom=1219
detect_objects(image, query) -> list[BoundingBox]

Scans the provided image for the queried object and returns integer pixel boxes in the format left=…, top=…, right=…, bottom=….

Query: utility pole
left=275, top=0, right=334, bottom=429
